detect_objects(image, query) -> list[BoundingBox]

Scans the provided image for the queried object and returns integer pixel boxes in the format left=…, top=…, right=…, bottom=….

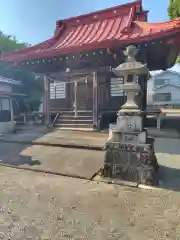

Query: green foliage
left=0, top=31, right=28, bottom=53
left=168, top=0, right=180, bottom=20
left=168, top=0, right=180, bottom=63
left=0, top=61, right=44, bottom=110
left=0, top=31, right=43, bottom=112
left=176, top=55, right=180, bottom=64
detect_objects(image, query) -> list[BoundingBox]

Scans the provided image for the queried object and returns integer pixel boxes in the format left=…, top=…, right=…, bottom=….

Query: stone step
left=55, top=123, right=93, bottom=129
left=57, top=119, right=93, bottom=123
left=58, top=116, right=93, bottom=121
left=58, top=111, right=93, bottom=117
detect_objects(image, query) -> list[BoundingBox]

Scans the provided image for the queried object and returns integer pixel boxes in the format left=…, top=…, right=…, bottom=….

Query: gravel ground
left=0, top=167, right=179, bottom=239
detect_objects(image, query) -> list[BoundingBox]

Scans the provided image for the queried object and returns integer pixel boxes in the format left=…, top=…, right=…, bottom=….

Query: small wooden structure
left=0, top=76, right=24, bottom=133
left=1, top=0, right=180, bottom=129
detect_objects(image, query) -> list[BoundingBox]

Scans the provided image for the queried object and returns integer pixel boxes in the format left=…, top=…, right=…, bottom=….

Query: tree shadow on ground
left=0, top=126, right=52, bottom=166
left=155, top=138, right=180, bottom=155
left=155, top=138, right=180, bottom=192
left=0, top=143, right=41, bottom=166
left=0, top=157, right=41, bottom=166
left=159, top=165, right=180, bottom=192
left=0, top=125, right=51, bottom=145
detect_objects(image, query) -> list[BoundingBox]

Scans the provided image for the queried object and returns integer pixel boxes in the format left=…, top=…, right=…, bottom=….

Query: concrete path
left=0, top=127, right=180, bottom=190
left=0, top=167, right=180, bottom=239
left=155, top=138, right=180, bottom=192
left=0, top=128, right=107, bottom=149
left=0, top=142, right=104, bottom=179
left=0, top=128, right=179, bottom=151
left=0, top=137, right=180, bottom=191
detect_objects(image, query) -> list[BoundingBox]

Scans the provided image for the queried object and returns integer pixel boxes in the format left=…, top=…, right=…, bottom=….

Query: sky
left=0, top=0, right=178, bottom=73
left=0, top=0, right=169, bottom=45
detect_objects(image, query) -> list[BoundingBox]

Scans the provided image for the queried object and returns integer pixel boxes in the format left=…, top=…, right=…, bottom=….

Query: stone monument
left=101, top=45, right=159, bottom=186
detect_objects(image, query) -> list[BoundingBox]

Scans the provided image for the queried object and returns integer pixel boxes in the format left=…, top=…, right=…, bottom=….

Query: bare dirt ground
left=0, top=167, right=180, bottom=240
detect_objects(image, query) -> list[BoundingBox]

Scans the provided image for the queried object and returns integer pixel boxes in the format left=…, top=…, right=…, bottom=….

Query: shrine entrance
left=67, top=79, right=93, bottom=111
left=76, top=79, right=93, bottom=110
left=71, top=75, right=94, bottom=115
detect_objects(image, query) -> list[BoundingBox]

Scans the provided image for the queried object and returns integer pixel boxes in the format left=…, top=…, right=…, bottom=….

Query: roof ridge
left=55, top=0, right=142, bottom=25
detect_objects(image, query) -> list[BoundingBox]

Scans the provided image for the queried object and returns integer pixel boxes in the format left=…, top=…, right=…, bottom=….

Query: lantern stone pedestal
left=101, top=46, right=159, bottom=186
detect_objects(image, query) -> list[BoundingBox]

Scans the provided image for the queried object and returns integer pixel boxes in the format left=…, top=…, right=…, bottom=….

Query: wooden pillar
left=92, top=72, right=98, bottom=129
left=44, top=76, right=50, bottom=126
left=142, top=75, right=148, bottom=111
left=9, top=97, right=14, bottom=121
left=138, top=74, right=148, bottom=128
left=74, top=81, right=78, bottom=118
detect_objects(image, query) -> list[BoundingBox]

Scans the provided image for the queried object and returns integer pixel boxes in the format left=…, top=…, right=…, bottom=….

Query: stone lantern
left=101, top=45, right=159, bottom=186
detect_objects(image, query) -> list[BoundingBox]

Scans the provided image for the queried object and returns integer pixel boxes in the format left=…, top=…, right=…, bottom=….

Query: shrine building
left=1, top=0, right=180, bottom=130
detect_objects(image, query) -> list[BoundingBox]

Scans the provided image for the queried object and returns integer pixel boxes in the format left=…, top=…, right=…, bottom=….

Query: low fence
left=14, top=112, right=45, bottom=125
left=146, top=109, right=180, bottom=131
left=14, top=110, right=180, bottom=132
left=99, top=109, right=180, bottom=131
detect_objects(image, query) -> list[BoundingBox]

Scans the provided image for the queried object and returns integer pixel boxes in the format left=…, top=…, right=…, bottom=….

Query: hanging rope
left=46, top=72, right=94, bottom=84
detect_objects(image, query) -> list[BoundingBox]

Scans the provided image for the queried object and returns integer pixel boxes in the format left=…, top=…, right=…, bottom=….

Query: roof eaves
left=154, top=82, right=180, bottom=90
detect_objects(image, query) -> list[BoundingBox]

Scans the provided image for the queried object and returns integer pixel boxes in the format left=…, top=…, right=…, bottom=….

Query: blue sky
left=0, top=0, right=169, bottom=45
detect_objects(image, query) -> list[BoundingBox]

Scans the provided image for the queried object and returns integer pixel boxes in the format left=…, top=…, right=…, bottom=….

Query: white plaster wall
left=154, top=85, right=180, bottom=105
left=0, top=83, right=12, bottom=93
left=153, top=72, right=180, bottom=86
left=0, top=121, right=16, bottom=134
left=147, top=71, right=180, bottom=105
left=147, top=78, right=154, bottom=104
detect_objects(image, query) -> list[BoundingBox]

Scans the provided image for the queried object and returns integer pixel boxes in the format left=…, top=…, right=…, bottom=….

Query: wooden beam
left=74, top=81, right=77, bottom=118
left=49, top=66, right=111, bottom=79
left=138, top=74, right=148, bottom=128
left=93, top=72, right=98, bottom=129
left=44, top=76, right=50, bottom=126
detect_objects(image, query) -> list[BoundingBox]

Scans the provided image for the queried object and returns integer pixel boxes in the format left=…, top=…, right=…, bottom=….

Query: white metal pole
left=157, top=115, right=161, bottom=130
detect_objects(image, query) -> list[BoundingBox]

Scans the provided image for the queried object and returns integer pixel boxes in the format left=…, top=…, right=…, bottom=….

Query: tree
left=168, top=0, right=180, bottom=20
left=0, top=31, right=28, bottom=53
left=0, top=31, right=43, bottom=112
left=168, top=0, right=180, bottom=63
left=0, top=60, right=44, bottom=111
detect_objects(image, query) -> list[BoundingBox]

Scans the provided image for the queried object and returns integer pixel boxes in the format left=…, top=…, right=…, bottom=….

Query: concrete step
left=54, top=127, right=94, bottom=131
left=59, top=111, right=93, bottom=117
left=58, top=116, right=93, bottom=121
left=57, top=119, right=93, bottom=124
left=55, top=123, right=93, bottom=129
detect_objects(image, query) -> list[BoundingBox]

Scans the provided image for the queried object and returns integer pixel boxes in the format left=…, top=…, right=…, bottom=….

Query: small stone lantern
left=101, top=45, right=159, bottom=186
left=114, top=46, right=148, bottom=112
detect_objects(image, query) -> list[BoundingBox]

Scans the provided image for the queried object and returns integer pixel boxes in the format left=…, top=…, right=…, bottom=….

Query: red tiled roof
left=1, top=0, right=180, bottom=62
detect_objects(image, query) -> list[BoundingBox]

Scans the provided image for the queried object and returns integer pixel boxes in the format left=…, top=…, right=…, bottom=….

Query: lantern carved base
left=101, top=133, right=159, bottom=186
